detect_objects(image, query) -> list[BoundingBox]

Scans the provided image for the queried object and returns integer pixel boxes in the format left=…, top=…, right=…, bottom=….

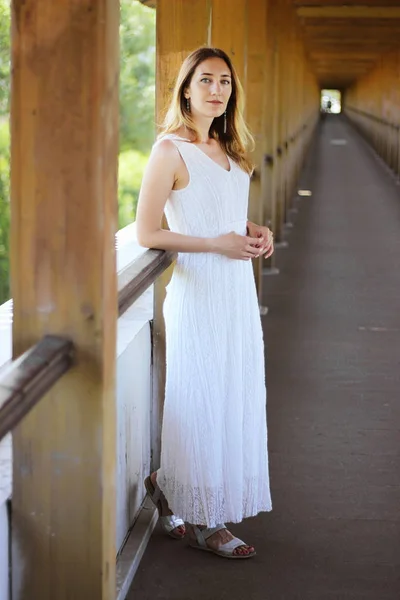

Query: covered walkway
left=2, top=1, right=400, bottom=598
left=129, top=115, right=400, bottom=600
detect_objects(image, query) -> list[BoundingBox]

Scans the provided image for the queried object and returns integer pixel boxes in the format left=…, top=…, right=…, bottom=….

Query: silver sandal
left=189, top=524, right=256, bottom=559
left=144, top=475, right=186, bottom=540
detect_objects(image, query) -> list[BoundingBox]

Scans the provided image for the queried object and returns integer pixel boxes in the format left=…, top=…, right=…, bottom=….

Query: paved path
left=128, top=115, right=400, bottom=600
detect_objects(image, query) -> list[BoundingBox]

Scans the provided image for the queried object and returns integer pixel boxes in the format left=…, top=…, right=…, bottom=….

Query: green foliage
left=118, top=0, right=155, bottom=229
left=120, top=1, right=156, bottom=152
left=0, top=0, right=10, bottom=116
left=0, top=0, right=155, bottom=304
left=0, top=1, right=11, bottom=301
left=118, top=149, right=149, bottom=229
left=0, top=120, right=10, bottom=303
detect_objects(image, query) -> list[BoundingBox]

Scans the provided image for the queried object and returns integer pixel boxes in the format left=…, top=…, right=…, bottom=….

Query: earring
left=224, top=110, right=227, bottom=134
left=186, top=98, right=190, bottom=112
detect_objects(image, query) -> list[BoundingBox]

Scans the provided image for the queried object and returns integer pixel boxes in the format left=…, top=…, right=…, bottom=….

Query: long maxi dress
left=155, top=134, right=272, bottom=528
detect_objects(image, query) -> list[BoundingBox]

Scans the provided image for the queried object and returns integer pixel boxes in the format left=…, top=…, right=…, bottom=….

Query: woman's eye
left=222, top=80, right=231, bottom=85
left=201, top=78, right=211, bottom=83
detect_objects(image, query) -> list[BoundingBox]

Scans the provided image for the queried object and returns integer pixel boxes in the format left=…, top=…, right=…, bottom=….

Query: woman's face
left=184, top=57, right=232, bottom=120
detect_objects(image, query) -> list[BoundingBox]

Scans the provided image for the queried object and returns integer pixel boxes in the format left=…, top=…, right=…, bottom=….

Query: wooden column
left=269, top=0, right=284, bottom=243
left=262, top=0, right=278, bottom=254
left=210, top=0, right=248, bottom=85
left=246, top=0, right=267, bottom=299
left=397, top=51, right=400, bottom=178
left=286, top=8, right=299, bottom=210
left=153, top=0, right=211, bottom=469
left=10, top=1, right=119, bottom=598
left=280, top=0, right=290, bottom=227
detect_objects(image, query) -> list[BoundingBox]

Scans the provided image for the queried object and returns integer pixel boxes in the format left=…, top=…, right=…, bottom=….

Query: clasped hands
left=212, top=222, right=275, bottom=261
left=246, top=221, right=274, bottom=260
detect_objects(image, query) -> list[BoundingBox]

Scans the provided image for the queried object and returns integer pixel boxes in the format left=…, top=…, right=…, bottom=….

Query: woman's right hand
left=211, top=232, right=264, bottom=261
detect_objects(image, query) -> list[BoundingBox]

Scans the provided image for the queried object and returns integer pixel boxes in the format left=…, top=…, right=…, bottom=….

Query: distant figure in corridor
left=136, top=46, right=273, bottom=559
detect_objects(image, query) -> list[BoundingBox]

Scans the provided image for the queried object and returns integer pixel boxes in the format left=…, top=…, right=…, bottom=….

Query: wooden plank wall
left=344, top=48, right=400, bottom=178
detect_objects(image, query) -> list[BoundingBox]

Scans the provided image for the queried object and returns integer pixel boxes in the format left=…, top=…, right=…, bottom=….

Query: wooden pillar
left=262, top=0, right=278, bottom=250
left=286, top=9, right=299, bottom=209
left=246, top=0, right=267, bottom=299
left=281, top=0, right=299, bottom=226
left=270, top=0, right=284, bottom=243
left=210, top=0, right=248, bottom=85
left=280, top=0, right=291, bottom=226
left=397, top=51, right=400, bottom=178
left=10, top=1, right=119, bottom=598
left=153, top=0, right=211, bottom=469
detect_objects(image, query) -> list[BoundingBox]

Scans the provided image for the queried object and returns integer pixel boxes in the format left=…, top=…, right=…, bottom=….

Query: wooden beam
left=313, top=57, right=378, bottom=64
left=10, top=0, right=119, bottom=597
left=297, top=6, right=400, bottom=19
left=294, top=0, right=400, bottom=4
left=304, top=27, right=400, bottom=39
left=311, top=52, right=380, bottom=60
left=307, top=40, right=398, bottom=48
left=297, top=17, right=400, bottom=27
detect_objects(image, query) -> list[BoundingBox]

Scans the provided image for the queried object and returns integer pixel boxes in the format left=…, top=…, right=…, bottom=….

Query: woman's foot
left=148, top=472, right=186, bottom=539
left=188, top=524, right=256, bottom=558
left=202, top=527, right=255, bottom=557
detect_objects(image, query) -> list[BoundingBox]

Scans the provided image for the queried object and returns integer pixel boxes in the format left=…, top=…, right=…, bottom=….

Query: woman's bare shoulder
left=151, top=137, right=182, bottom=165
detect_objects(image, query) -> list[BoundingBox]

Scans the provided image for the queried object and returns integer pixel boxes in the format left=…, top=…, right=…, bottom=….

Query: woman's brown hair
left=159, top=47, right=255, bottom=174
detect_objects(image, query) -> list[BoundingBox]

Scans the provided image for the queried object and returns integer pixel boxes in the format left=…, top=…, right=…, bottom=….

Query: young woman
left=136, top=47, right=273, bottom=560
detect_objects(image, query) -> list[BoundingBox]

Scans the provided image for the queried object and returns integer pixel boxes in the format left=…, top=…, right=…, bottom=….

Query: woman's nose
left=211, top=82, right=222, bottom=95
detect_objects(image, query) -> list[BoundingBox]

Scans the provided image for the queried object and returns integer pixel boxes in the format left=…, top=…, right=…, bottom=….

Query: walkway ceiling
left=140, top=0, right=400, bottom=90
left=295, top=0, right=400, bottom=89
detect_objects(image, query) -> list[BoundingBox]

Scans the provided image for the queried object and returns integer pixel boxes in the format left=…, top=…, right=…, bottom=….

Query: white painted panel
left=116, top=323, right=152, bottom=551
left=0, top=300, right=12, bottom=369
left=0, top=221, right=154, bottom=561
left=0, top=501, right=9, bottom=600
left=0, top=435, right=11, bottom=508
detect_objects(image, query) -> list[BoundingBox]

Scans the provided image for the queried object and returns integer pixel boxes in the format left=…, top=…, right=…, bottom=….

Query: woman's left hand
left=247, top=222, right=274, bottom=259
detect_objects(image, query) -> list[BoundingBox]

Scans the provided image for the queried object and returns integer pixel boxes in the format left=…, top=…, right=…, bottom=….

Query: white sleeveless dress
left=155, top=134, right=272, bottom=527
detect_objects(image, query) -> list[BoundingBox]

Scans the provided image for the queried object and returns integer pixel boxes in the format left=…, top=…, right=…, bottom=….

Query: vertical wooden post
left=279, top=1, right=289, bottom=226
left=10, top=1, right=119, bottom=598
left=210, top=0, right=248, bottom=86
left=270, top=0, right=284, bottom=243
left=246, top=0, right=267, bottom=299
left=286, top=8, right=298, bottom=210
left=397, top=51, right=400, bottom=178
left=262, top=0, right=278, bottom=251
left=153, top=0, right=212, bottom=469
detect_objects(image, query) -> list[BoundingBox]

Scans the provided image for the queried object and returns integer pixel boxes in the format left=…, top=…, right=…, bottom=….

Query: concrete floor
left=128, top=115, right=400, bottom=600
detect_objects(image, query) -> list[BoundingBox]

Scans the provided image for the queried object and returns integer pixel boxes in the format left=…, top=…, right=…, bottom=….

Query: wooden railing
left=0, top=336, right=74, bottom=441
left=0, top=248, right=176, bottom=442
left=118, top=249, right=176, bottom=316
left=345, top=106, right=400, bottom=131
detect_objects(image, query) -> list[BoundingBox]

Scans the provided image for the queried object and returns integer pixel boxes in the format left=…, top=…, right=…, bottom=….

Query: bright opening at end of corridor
left=321, top=89, right=341, bottom=114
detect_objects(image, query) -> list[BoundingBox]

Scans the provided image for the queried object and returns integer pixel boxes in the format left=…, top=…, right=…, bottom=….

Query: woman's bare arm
left=135, top=139, right=261, bottom=260
left=136, top=140, right=214, bottom=252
